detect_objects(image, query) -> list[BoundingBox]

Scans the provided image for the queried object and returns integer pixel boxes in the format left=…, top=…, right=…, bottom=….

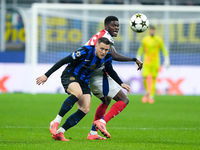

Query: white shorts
left=89, top=68, right=121, bottom=99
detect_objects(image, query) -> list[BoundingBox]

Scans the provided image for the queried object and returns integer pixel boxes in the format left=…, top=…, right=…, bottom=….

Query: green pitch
left=0, top=94, right=200, bottom=150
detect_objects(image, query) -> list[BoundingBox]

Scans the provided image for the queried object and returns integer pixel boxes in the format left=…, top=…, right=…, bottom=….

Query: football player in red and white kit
left=83, top=16, right=143, bottom=140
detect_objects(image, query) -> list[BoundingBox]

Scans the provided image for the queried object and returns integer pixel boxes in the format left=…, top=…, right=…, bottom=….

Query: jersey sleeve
left=71, top=47, right=87, bottom=60
left=45, top=46, right=88, bottom=78
left=159, top=37, right=169, bottom=57
left=104, top=55, right=123, bottom=85
left=44, top=55, right=73, bottom=77
left=105, top=65, right=123, bottom=85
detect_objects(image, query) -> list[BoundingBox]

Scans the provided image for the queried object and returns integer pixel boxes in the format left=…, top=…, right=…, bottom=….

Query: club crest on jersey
left=76, top=51, right=81, bottom=57
left=70, top=77, right=75, bottom=81
left=72, top=51, right=81, bottom=59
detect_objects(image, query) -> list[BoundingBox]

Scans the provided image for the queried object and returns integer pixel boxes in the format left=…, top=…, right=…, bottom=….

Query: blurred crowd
left=4, top=0, right=200, bottom=6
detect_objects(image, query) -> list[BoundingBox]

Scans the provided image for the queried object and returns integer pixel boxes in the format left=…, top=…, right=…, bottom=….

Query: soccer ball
left=130, top=13, right=149, bottom=33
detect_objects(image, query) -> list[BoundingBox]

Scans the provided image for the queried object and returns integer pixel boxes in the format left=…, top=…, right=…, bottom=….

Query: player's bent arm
left=160, top=39, right=170, bottom=67
left=109, top=45, right=137, bottom=62
left=105, top=64, right=123, bottom=86
left=160, top=39, right=169, bottom=57
left=106, top=65, right=131, bottom=93
left=110, top=45, right=143, bottom=70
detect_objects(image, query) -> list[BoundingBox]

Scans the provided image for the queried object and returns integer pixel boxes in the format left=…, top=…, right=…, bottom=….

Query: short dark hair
left=97, top=37, right=111, bottom=45
left=104, top=16, right=118, bottom=25
left=149, top=25, right=155, bottom=29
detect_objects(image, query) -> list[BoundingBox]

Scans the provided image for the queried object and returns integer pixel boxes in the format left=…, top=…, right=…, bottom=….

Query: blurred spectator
left=136, top=25, right=170, bottom=104
left=59, top=0, right=82, bottom=3
left=102, top=0, right=123, bottom=4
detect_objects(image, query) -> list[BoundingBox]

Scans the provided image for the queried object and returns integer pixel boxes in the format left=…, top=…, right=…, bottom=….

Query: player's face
left=150, top=28, right=155, bottom=36
left=95, top=42, right=110, bottom=59
left=105, top=21, right=119, bottom=37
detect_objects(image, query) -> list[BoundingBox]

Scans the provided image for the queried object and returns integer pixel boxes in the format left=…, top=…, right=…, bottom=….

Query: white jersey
left=86, top=29, right=121, bottom=98
left=85, top=29, right=114, bottom=45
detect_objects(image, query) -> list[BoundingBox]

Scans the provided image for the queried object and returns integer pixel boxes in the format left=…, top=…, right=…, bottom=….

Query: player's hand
left=136, top=59, right=143, bottom=71
left=163, top=56, right=170, bottom=68
left=121, top=83, right=131, bottom=94
left=36, top=75, right=48, bottom=85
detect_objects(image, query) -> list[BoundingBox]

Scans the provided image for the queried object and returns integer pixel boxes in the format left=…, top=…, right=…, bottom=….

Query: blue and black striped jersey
left=63, top=45, right=112, bottom=84
left=45, top=45, right=123, bottom=85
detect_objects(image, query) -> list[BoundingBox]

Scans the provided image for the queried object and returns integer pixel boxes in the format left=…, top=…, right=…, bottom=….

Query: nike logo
left=85, top=59, right=91, bottom=62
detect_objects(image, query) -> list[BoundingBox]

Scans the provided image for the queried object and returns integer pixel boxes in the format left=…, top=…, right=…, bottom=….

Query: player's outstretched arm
left=36, top=75, right=48, bottom=85
left=109, top=45, right=134, bottom=61
left=109, top=45, right=143, bottom=70
left=36, top=55, right=73, bottom=86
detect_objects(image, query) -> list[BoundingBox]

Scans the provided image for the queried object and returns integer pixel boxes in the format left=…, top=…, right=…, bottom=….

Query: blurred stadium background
left=1, top=2, right=200, bottom=149
left=0, top=0, right=200, bottom=94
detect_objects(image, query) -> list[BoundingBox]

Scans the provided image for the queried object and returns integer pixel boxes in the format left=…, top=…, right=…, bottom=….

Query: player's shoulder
left=82, top=45, right=95, bottom=51
left=76, top=45, right=94, bottom=55
left=143, top=35, right=150, bottom=39
left=155, top=35, right=162, bottom=40
left=153, top=35, right=163, bottom=43
left=99, top=29, right=106, bottom=34
left=142, top=35, right=149, bottom=42
left=94, top=29, right=107, bottom=37
left=98, top=29, right=114, bottom=44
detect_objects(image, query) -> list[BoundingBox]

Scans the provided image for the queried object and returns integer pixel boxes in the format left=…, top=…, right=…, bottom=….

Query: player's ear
left=104, top=24, right=108, bottom=30
left=95, top=42, right=99, bottom=49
